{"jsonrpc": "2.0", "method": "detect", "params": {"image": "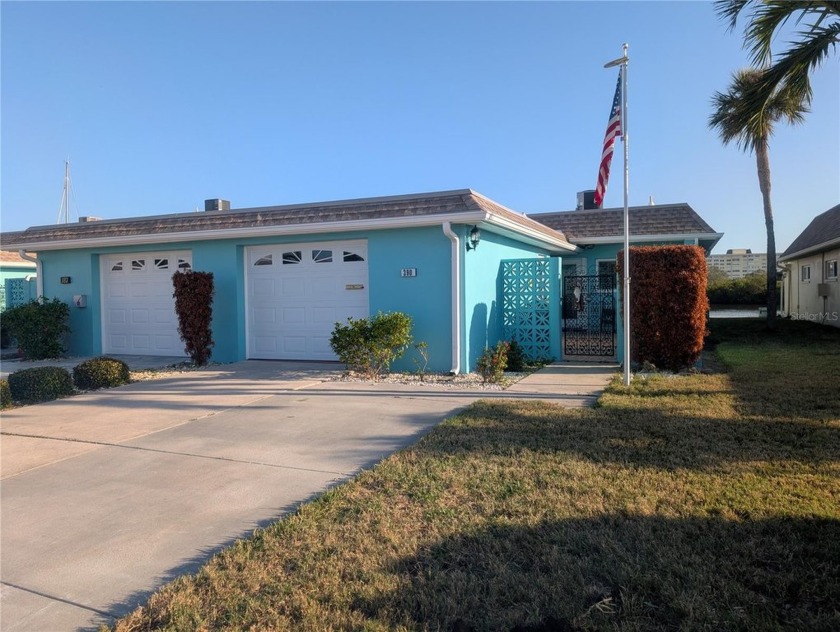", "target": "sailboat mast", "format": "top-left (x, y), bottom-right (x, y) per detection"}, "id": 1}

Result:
top-left (58, 159), bottom-right (71, 224)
